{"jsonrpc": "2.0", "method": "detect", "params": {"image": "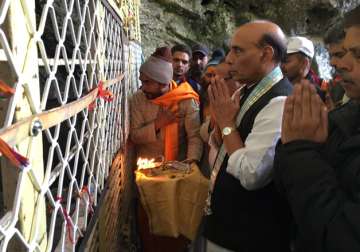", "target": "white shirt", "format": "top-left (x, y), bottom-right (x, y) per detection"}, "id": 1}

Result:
top-left (209, 96), bottom-right (286, 190)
